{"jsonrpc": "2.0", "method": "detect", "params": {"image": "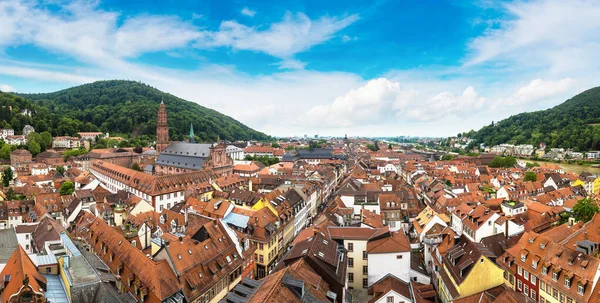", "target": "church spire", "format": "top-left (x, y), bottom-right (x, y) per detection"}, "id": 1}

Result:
top-left (189, 123), bottom-right (195, 143)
